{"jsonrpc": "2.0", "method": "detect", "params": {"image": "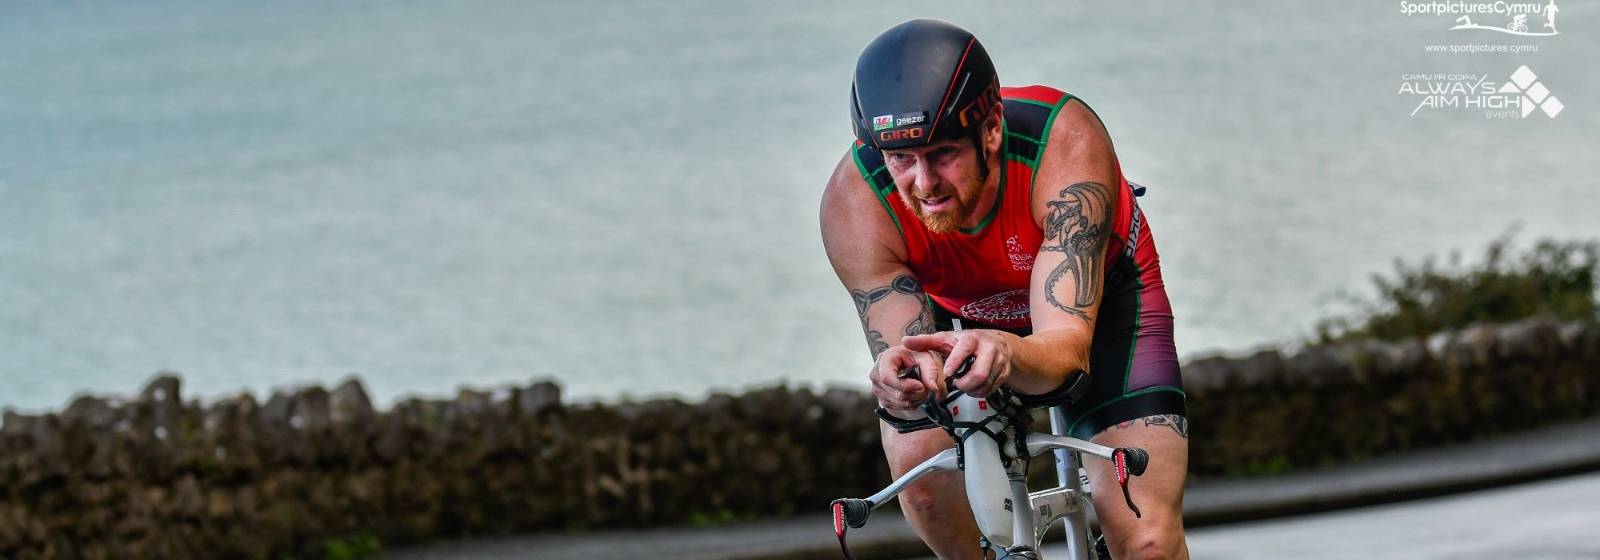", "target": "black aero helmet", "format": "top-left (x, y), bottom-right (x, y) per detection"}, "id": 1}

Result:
top-left (851, 19), bottom-right (1000, 150)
